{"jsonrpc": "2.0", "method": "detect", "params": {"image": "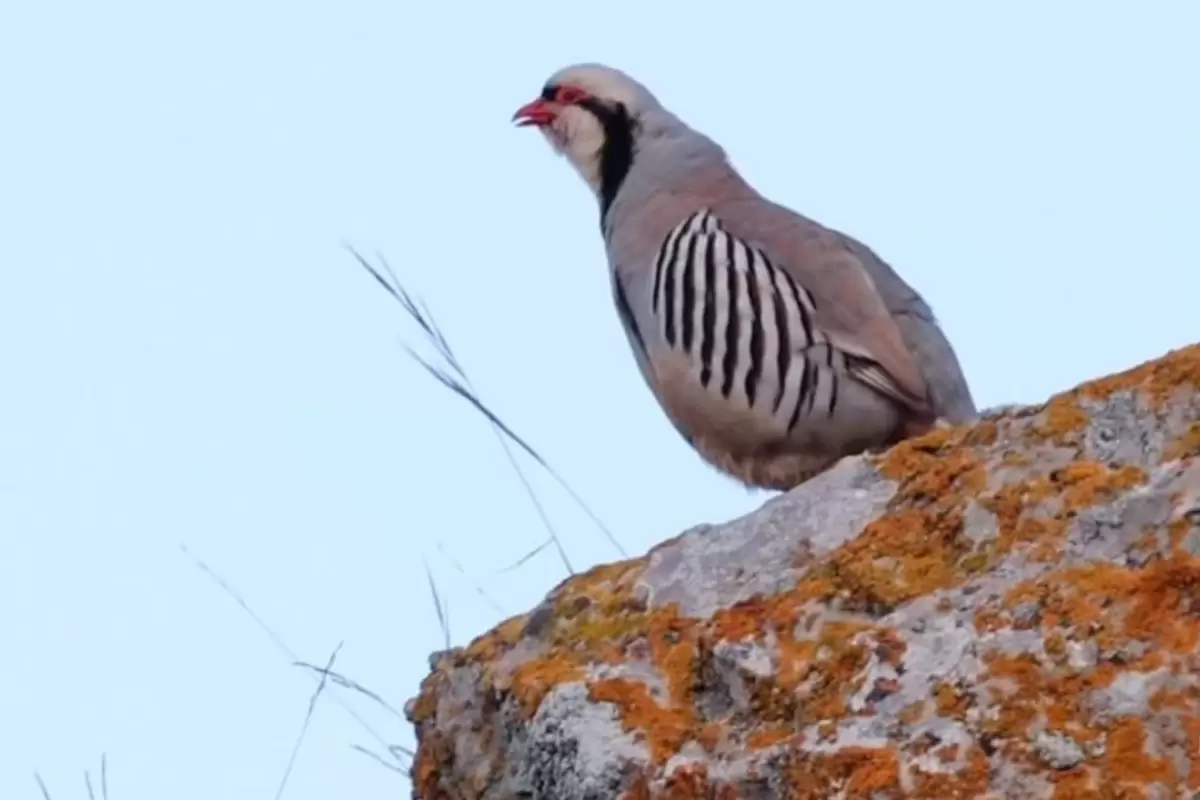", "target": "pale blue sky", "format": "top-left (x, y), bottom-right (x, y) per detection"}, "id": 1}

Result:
top-left (2, 1), bottom-right (1197, 797)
